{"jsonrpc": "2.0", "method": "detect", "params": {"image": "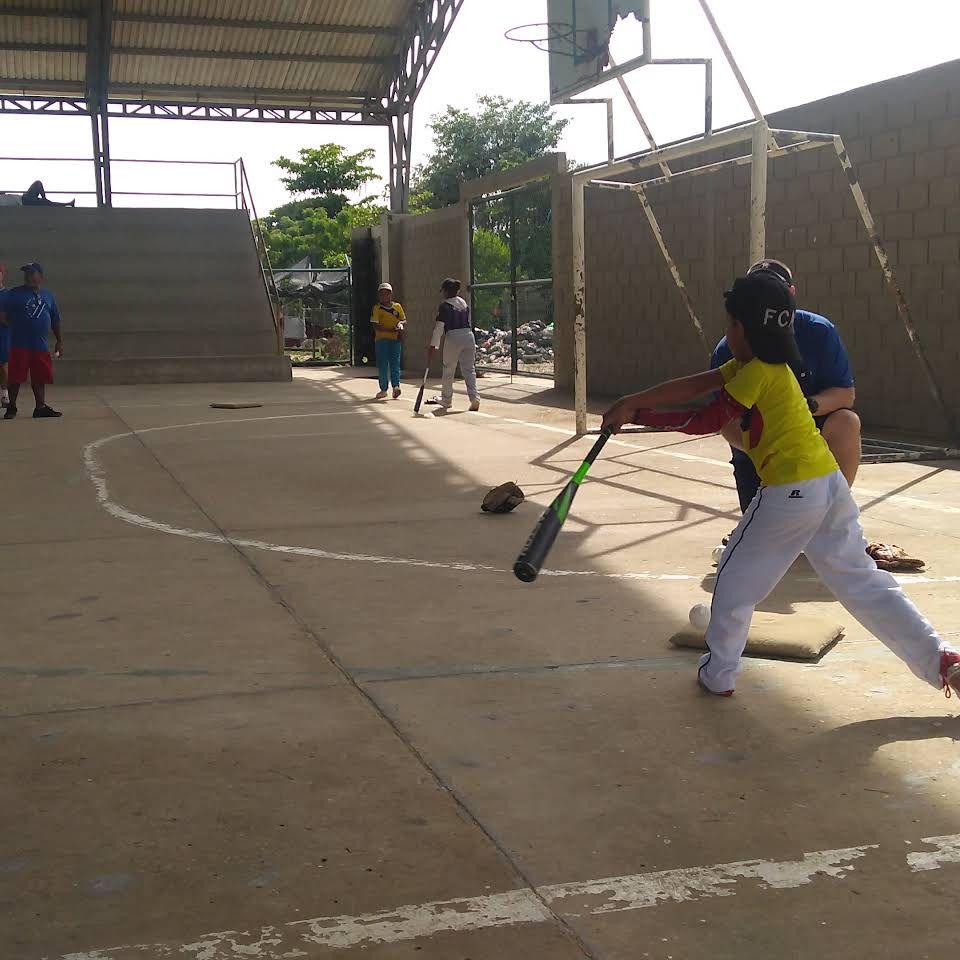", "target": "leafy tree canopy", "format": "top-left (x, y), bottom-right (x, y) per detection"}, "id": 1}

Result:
top-left (273, 144), bottom-right (379, 217)
top-left (411, 96), bottom-right (568, 211)
top-left (262, 144), bottom-right (384, 268)
top-left (261, 198), bottom-right (382, 269)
